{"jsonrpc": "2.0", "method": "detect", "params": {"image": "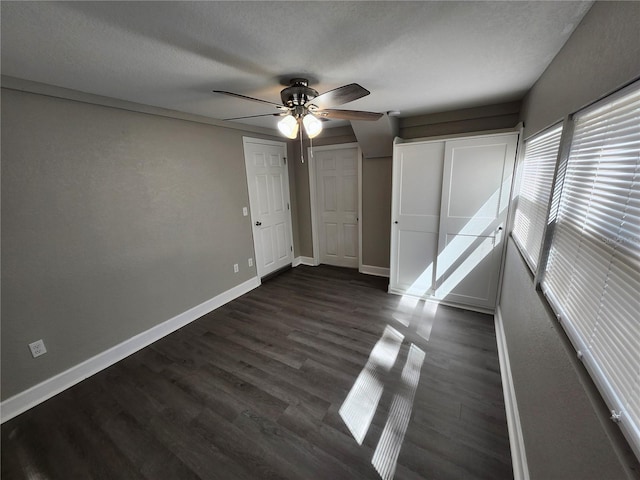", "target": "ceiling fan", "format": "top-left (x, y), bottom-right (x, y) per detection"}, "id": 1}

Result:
top-left (213, 78), bottom-right (383, 140)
